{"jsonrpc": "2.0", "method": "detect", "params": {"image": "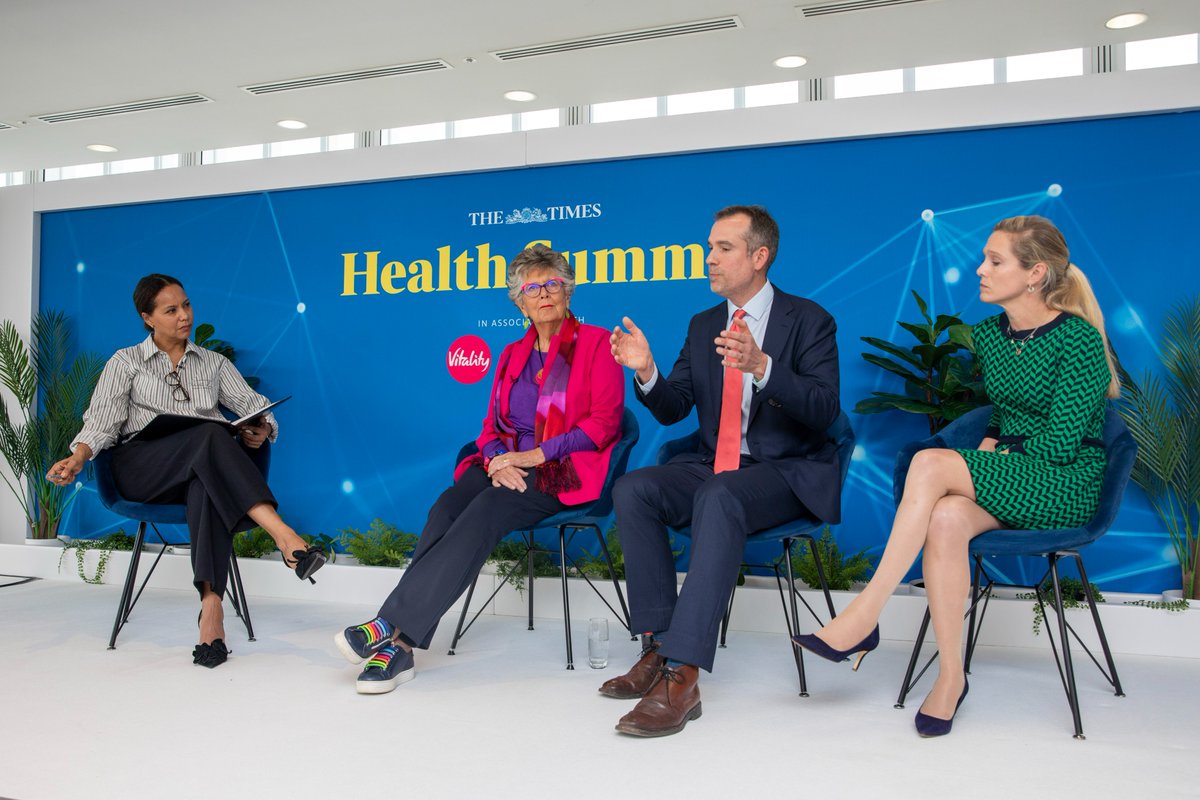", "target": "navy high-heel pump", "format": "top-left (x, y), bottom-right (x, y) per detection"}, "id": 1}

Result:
top-left (914, 678), bottom-right (969, 737)
top-left (791, 625), bottom-right (880, 671)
